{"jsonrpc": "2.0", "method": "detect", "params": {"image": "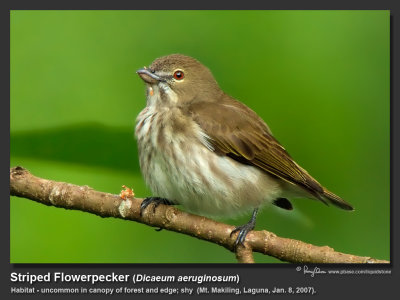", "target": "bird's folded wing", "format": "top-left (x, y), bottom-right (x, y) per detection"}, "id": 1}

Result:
top-left (186, 100), bottom-right (325, 199)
